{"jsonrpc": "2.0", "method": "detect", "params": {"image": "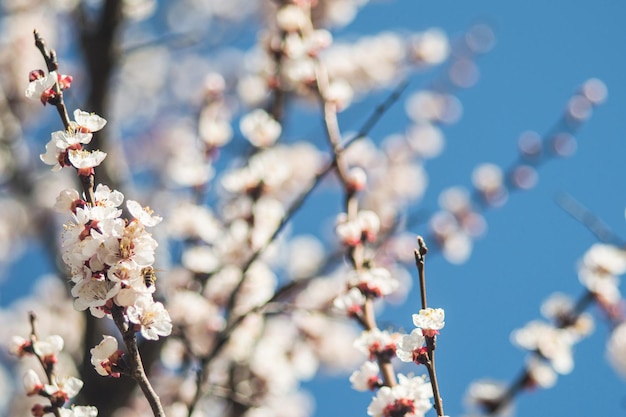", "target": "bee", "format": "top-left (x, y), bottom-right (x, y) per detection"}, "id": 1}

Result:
top-left (141, 266), bottom-right (158, 288)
